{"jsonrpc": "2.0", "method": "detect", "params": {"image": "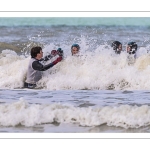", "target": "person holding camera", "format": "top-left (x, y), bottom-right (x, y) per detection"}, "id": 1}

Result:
top-left (24, 46), bottom-right (63, 88)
